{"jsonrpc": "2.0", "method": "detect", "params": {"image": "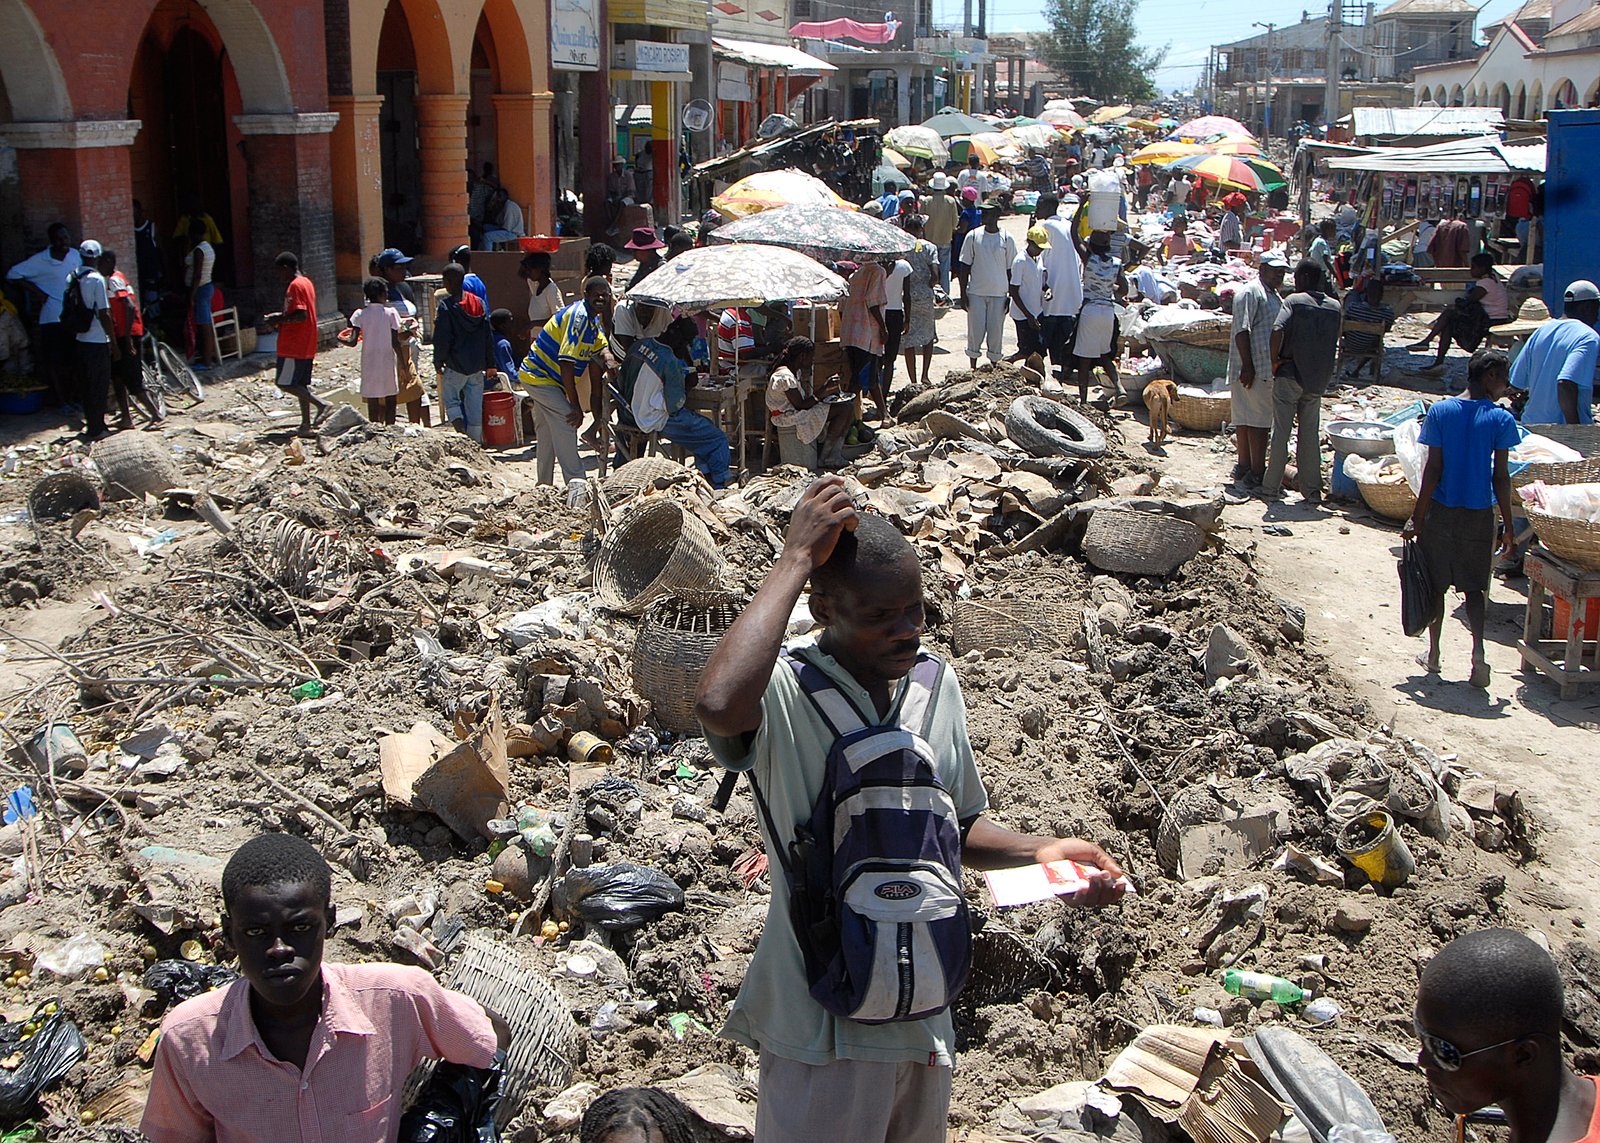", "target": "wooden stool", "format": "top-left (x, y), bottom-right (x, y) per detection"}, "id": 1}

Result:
top-left (1518, 548), bottom-right (1600, 699)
